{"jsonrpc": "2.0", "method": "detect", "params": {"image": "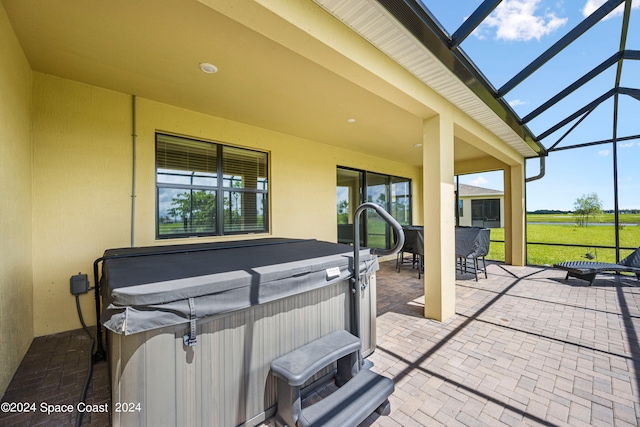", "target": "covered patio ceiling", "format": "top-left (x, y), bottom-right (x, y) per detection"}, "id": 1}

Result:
top-left (2, 0), bottom-right (545, 168)
top-left (6, 0), bottom-right (635, 172)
